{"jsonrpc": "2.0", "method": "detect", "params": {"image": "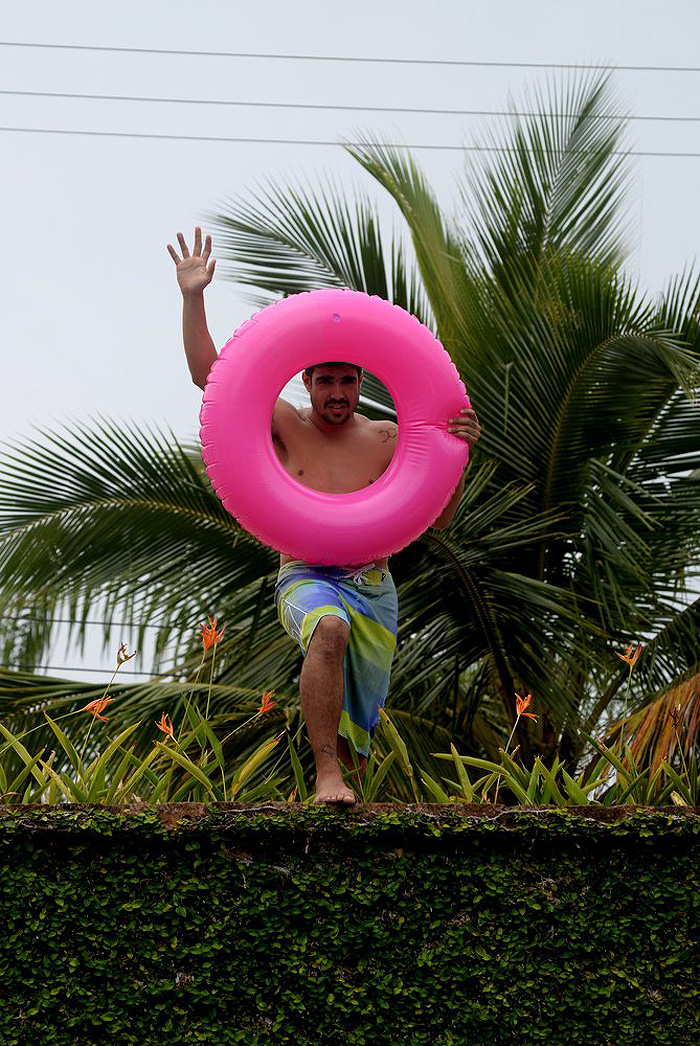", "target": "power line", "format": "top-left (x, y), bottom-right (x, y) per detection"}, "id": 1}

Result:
top-left (3, 124), bottom-right (700, 158)
top-left (8, 612), bottom-right (187, 630)
top-left (0, 663), bottom-right (163, 677)
top-left (0, 662), bottom-right (251, 681)
top-left (2, 40), bottom-right (700, 73)
top-left (3, 87), bottom-right (700, 123)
